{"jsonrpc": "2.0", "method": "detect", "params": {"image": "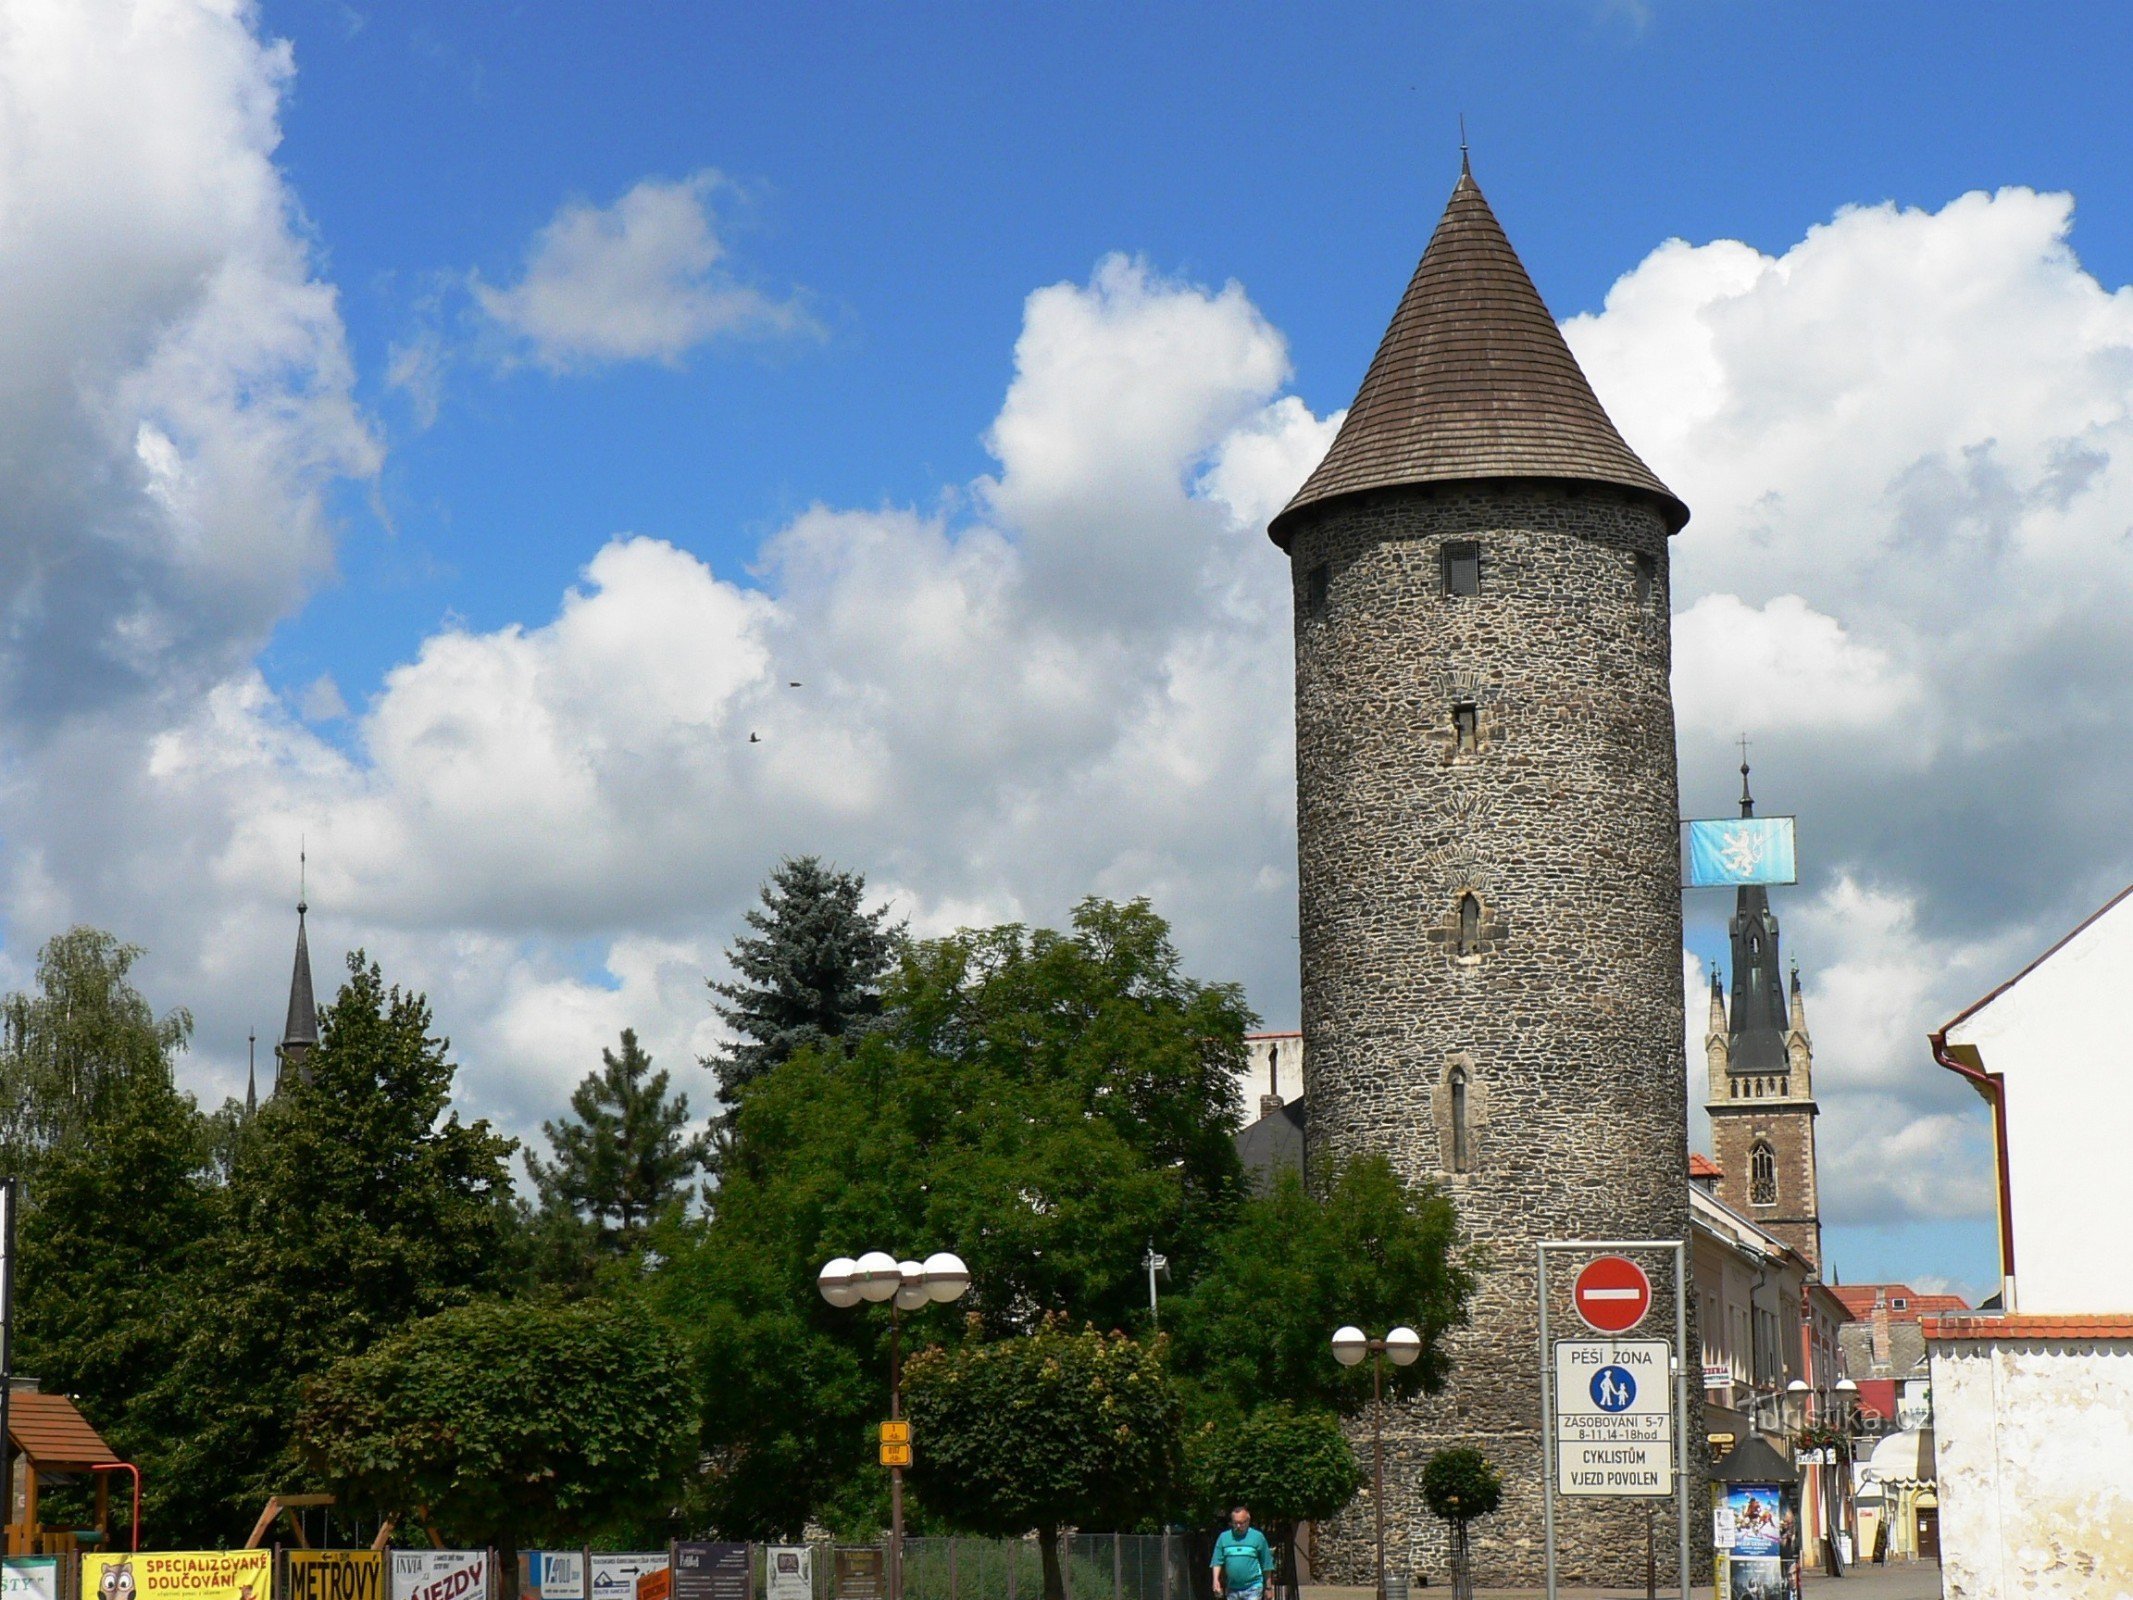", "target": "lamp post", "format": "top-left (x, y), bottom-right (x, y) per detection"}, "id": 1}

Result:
top-left (820, 1250), bottom-right (973, 1600)
top-left (1831, 1378), bottom-right (1860, 1570)
top-left (1331, 1325), bottom-right (1421, 1600)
